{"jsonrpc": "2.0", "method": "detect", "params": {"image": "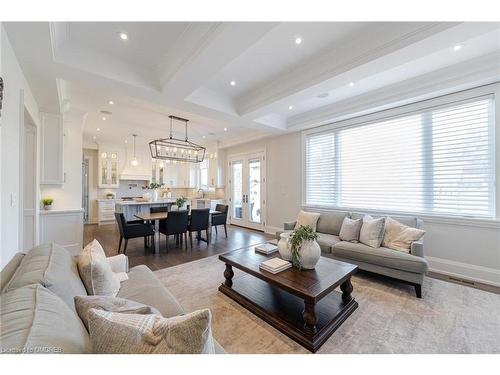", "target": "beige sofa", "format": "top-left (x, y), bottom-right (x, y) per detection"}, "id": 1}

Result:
top-left (0, 243), bottom-right (224, 354)
top-left (277, 210), bottom-right (428, 298)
